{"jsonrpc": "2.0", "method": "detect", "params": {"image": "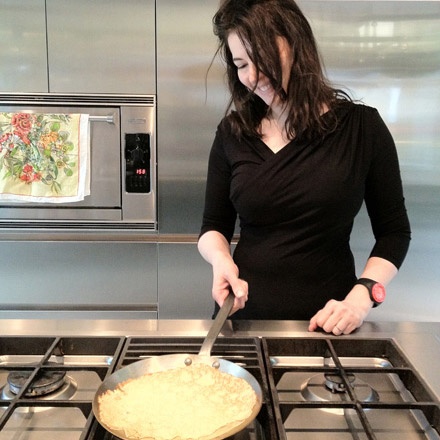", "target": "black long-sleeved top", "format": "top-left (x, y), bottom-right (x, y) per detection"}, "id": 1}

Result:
top-left (200, 101), bottom-right (411, 319)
